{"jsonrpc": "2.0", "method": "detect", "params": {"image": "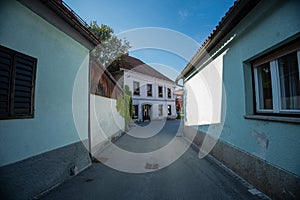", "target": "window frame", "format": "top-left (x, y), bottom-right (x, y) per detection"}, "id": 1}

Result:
top-left (167, 88), bottom-right (171, 98)
top-left (132, 105), bottom-right (138, 119)
top-left (147, 84), bottom-right (152, 97)
top-left (133, 81), bottom-right (140, 96)
top-left (158, 86), bottom-right (163, 98)
top-left (0, 45), bottom-right (37, 120)
top-left (252, 44), bottom-right (300, 117)
top-left (167, 105), bottom-right (172, 116)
